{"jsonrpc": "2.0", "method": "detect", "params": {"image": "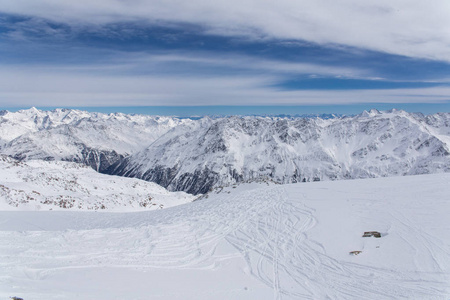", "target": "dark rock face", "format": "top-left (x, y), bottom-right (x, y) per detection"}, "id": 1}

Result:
top-left (106, 162), bottom-right (221, 195)
top-left (107, 159), bottom-right (328, 195)
top-left (170, 168), bottom-right (219, 194)
top-left (11, 144), bottom-right (125, 173)
top-left (72, 146), bottom-right (125, 173)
